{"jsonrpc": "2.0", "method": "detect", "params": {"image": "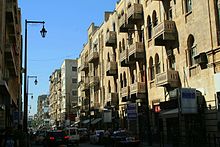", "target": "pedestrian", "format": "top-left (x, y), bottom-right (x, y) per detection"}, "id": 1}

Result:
top-left (2, 127), bottom-right (16, 147)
